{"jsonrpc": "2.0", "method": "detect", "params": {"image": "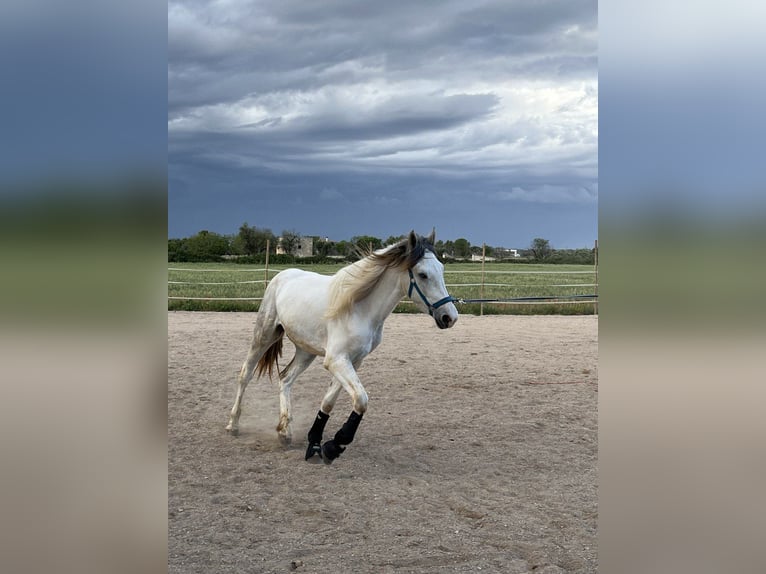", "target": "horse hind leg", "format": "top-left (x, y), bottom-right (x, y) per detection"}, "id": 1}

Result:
top-left (275, 348), bottom-right (315, 446)
top-left (304, 379), bottom-right (342, 461)
top-left (225, 314), bottom-right (281, 435)
top-left (225, 343), bottom-right (264, 436)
